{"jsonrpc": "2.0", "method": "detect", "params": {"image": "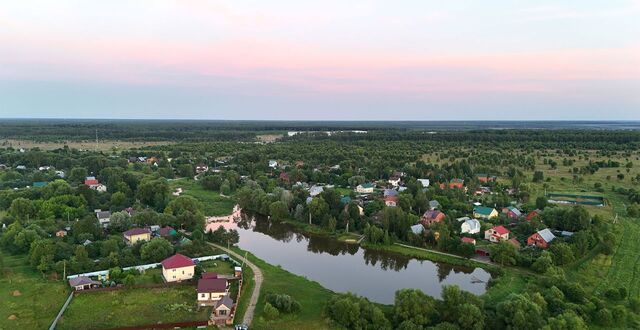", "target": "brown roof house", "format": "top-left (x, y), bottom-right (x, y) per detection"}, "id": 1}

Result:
top-left (420, 210), bottom-right (446, 226)
top-left (69, 276), bottom-right (101, 291)
top-left (123, 228), bottom-right (151, 245)
top-left (197, 272), bottom-right (229, 306)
